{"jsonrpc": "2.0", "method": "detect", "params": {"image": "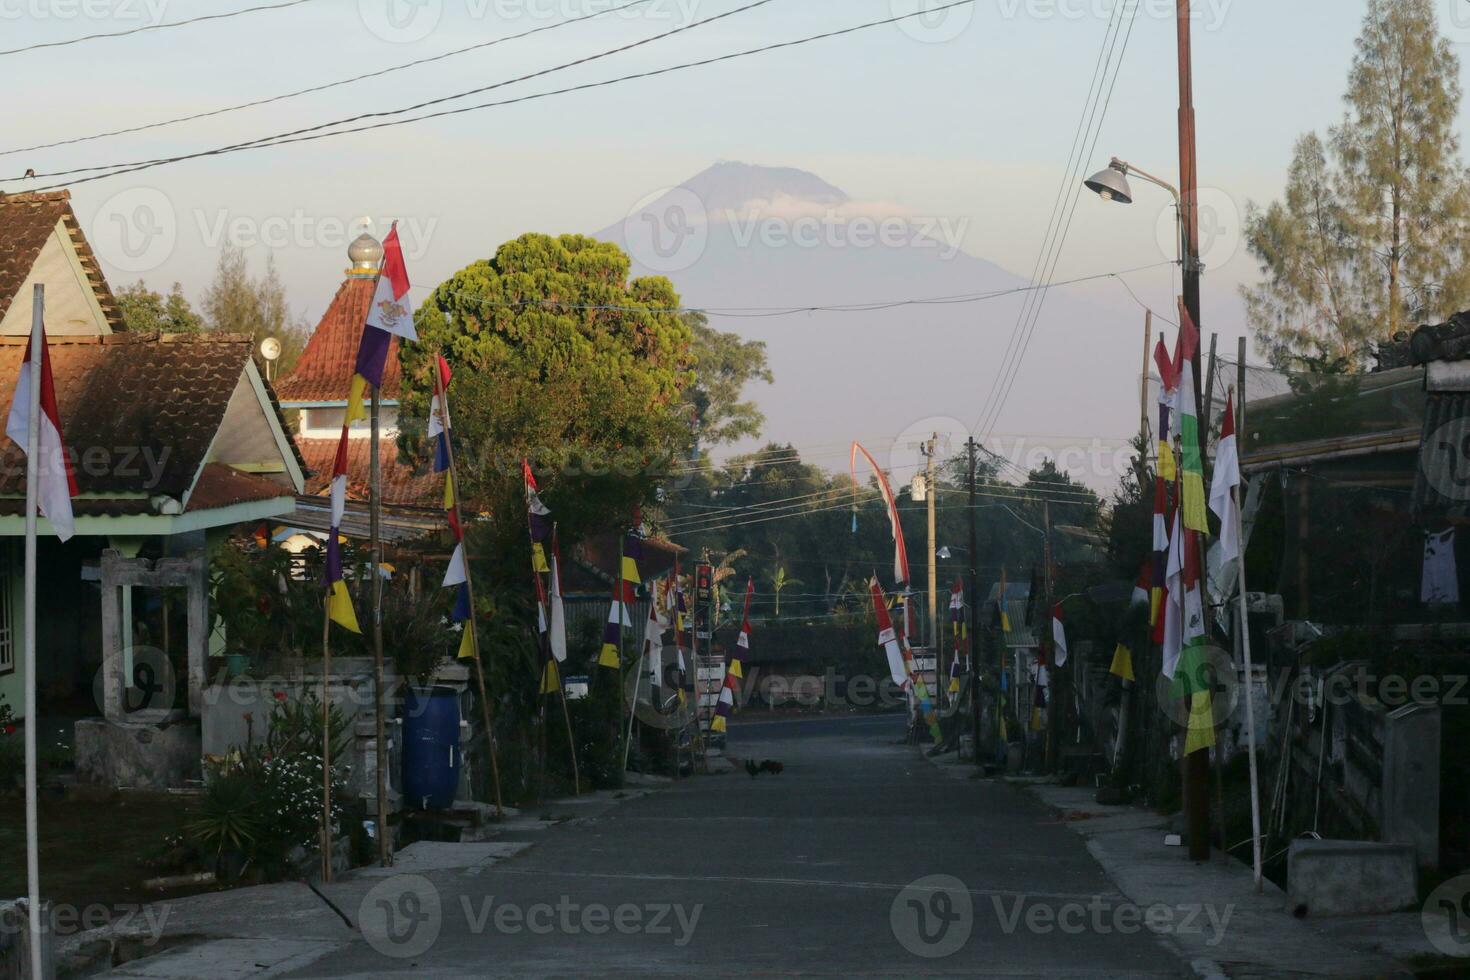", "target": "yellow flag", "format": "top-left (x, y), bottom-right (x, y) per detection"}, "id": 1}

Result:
top-left (710, 715), bottom-right (727, 733)
top-left (531, 542), bottom-right (549, 574)
top-left (345, 374), bottom-right (370, 425)
top-left (598, 642), bottom-right (621, 669)
top-left (540, 659), bottom-right (561, 695)
top-left (1109, 643), bottom-right (1135, 682)
top-left (457, 624), bottom-right (476, 660)
top-left (1183, 691), bottom-right (1217, 755)
top-left (328, 581), bottom-right (360, 634)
